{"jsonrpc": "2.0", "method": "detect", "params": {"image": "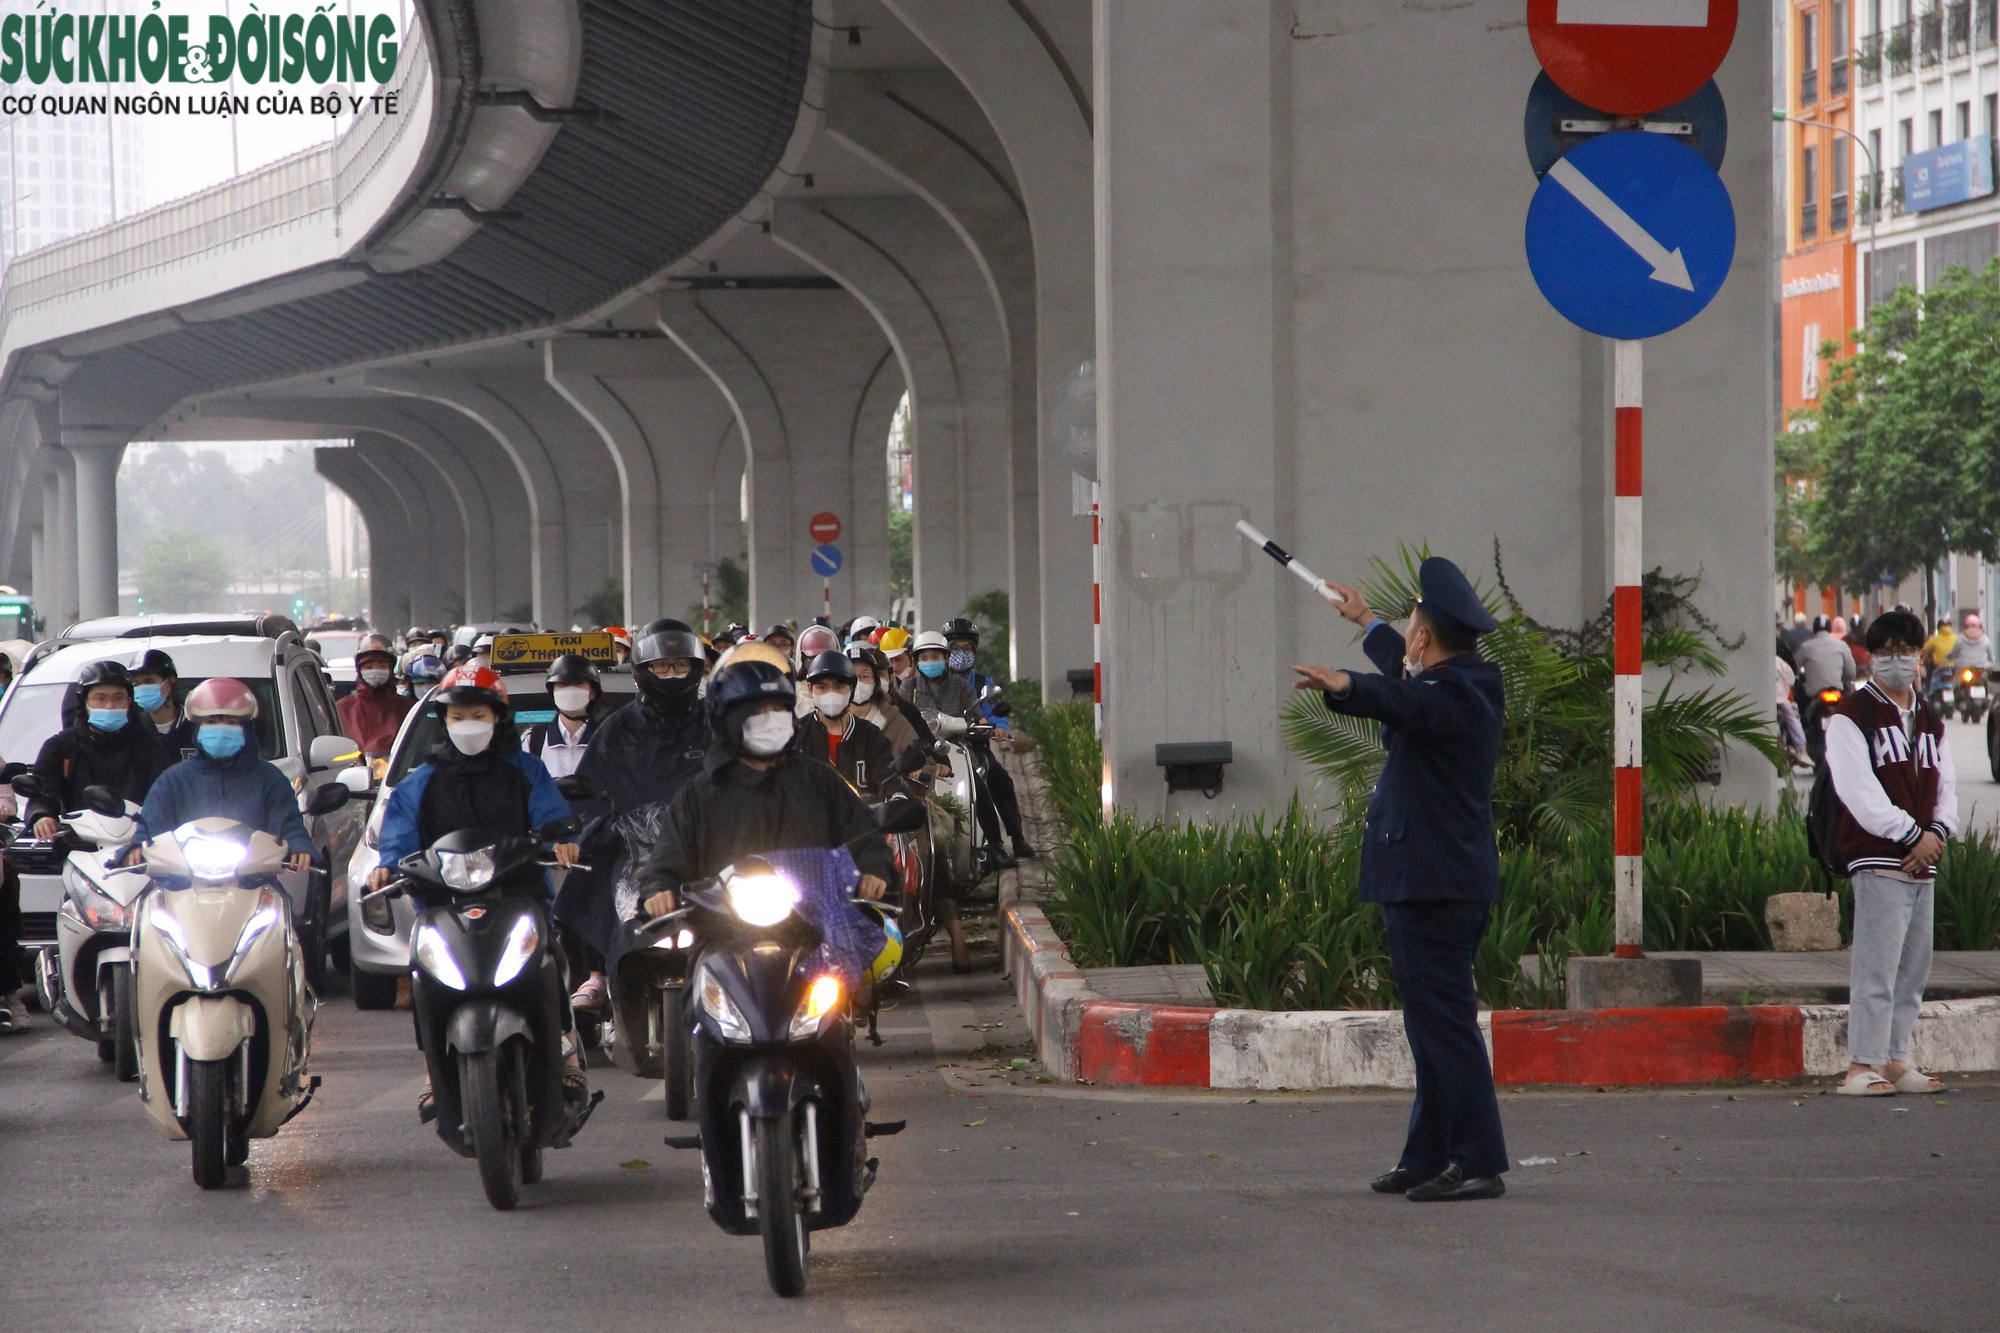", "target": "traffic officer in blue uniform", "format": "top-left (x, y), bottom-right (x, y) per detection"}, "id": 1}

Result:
top-left (1293, 555), bottom-right (1508, 1201)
